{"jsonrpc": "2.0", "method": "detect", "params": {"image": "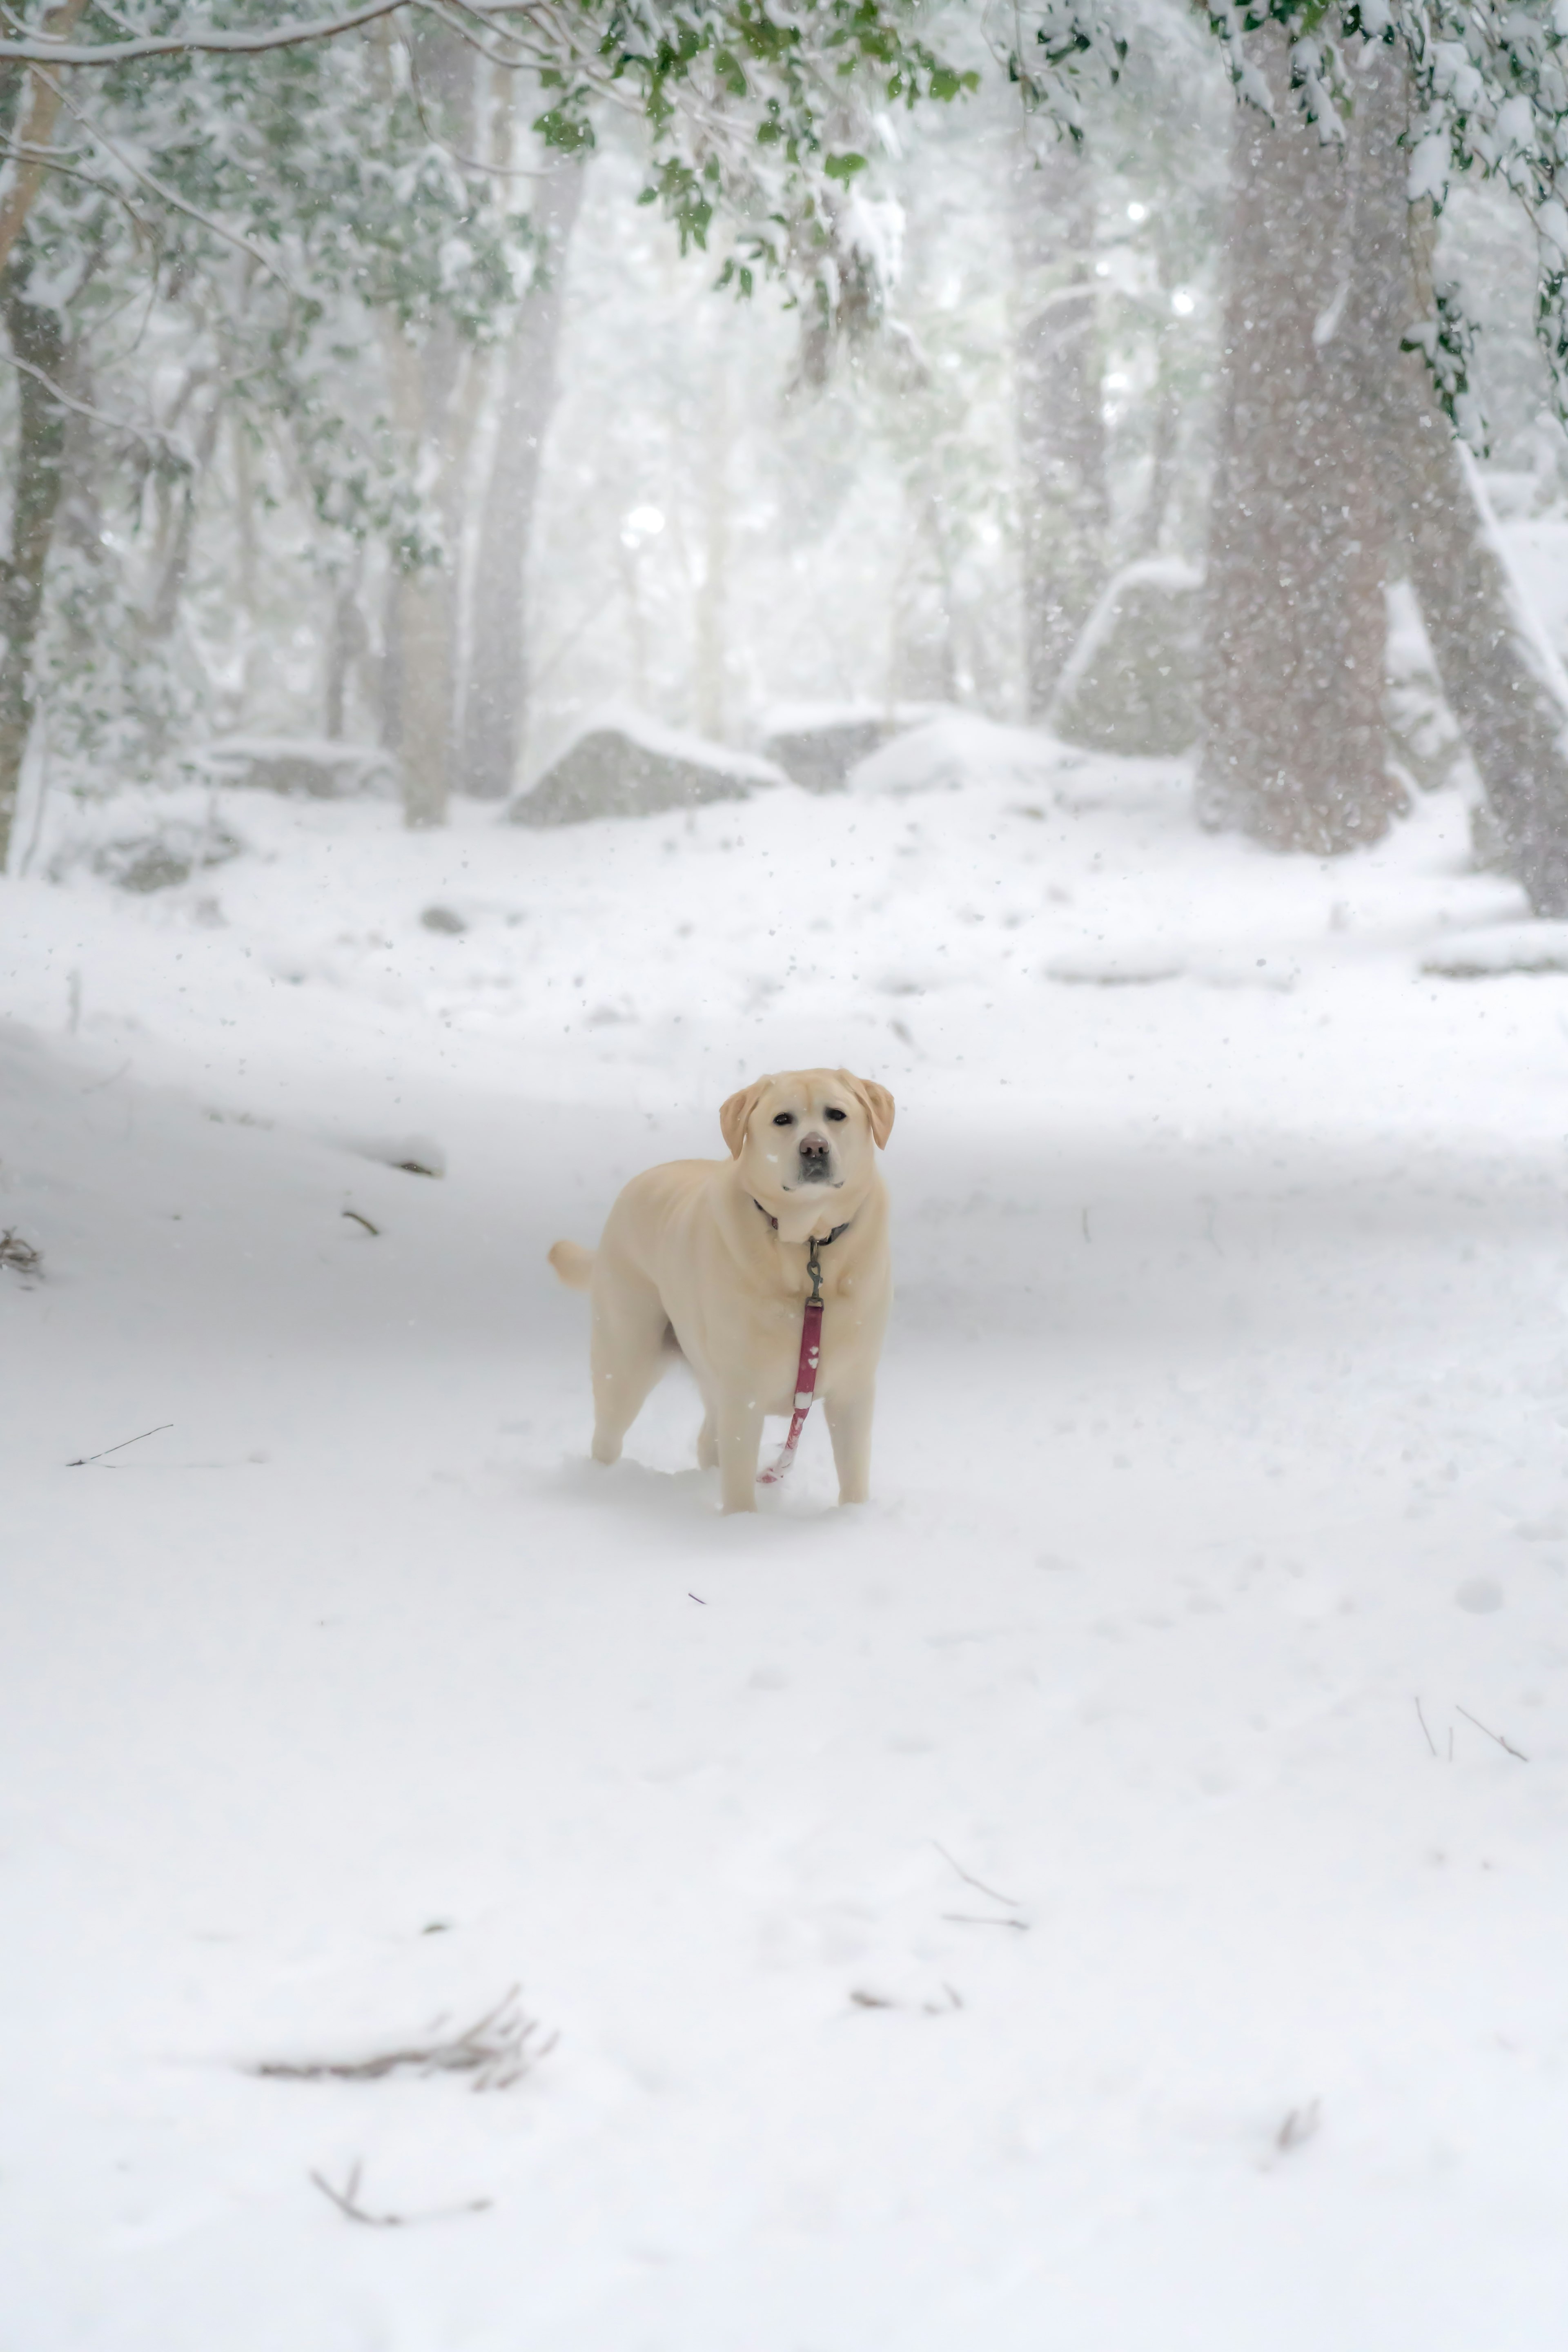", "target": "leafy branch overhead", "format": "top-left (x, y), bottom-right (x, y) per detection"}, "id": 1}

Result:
top-left (6, 1), bottom-right (1568, 428)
